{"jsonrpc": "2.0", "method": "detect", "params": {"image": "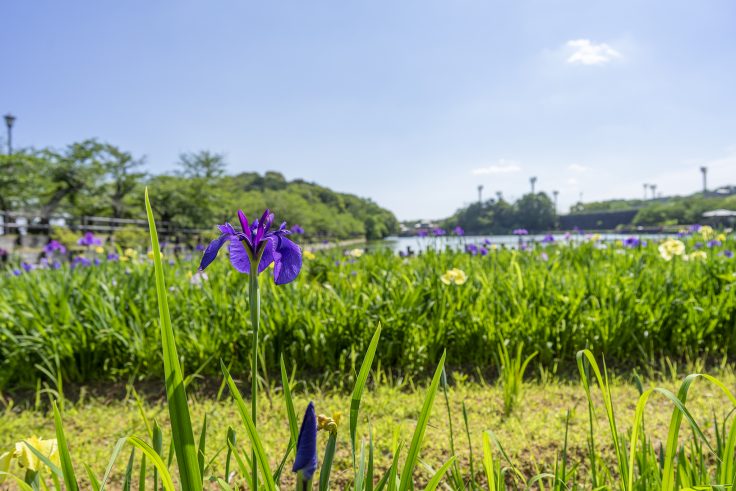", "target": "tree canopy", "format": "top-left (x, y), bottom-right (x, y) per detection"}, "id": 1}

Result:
top-left (0, 141), bottom-right (399, 240)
